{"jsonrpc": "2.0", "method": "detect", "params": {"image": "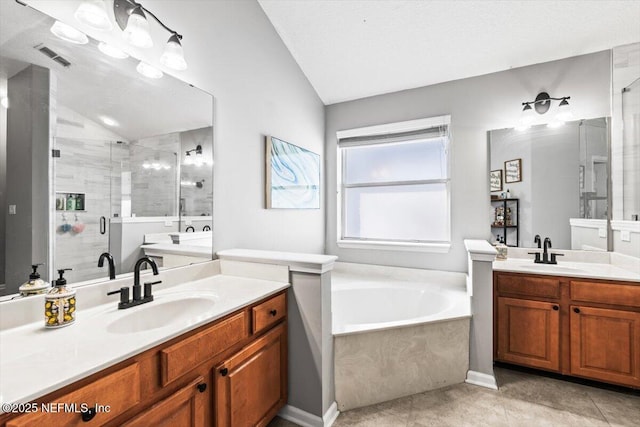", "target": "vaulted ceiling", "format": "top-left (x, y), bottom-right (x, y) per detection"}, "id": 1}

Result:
top-left (258, 0), bottom-right (640, 105)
